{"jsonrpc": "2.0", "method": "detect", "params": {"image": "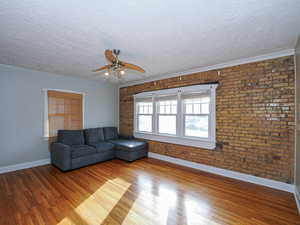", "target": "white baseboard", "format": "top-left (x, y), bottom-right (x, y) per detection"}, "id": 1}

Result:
top-left (294, 187), bottom-right (300, 214)
top-left (148, 152), bottom-right (294, 193)
top-left (0, 158), bottom-right (50, 174)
